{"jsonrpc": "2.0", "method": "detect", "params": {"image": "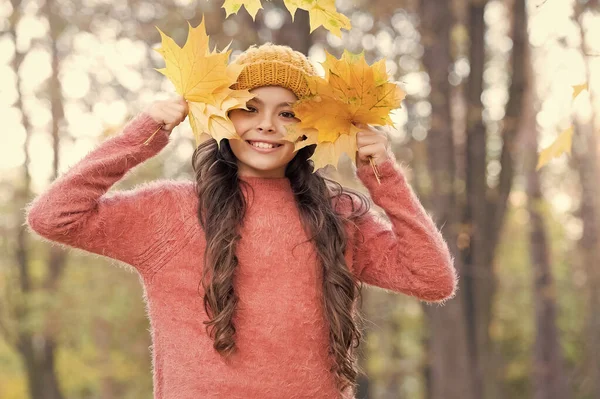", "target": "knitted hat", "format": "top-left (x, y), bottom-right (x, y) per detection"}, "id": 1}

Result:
top-left (231, 43), bottom-right (317, 99)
